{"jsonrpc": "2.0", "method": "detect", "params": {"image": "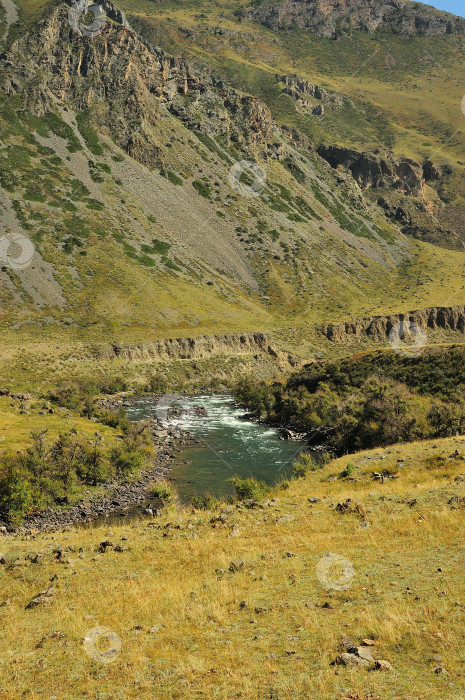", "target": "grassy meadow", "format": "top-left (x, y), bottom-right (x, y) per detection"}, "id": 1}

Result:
top-left (1, 436), bottom-right (465, 698)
